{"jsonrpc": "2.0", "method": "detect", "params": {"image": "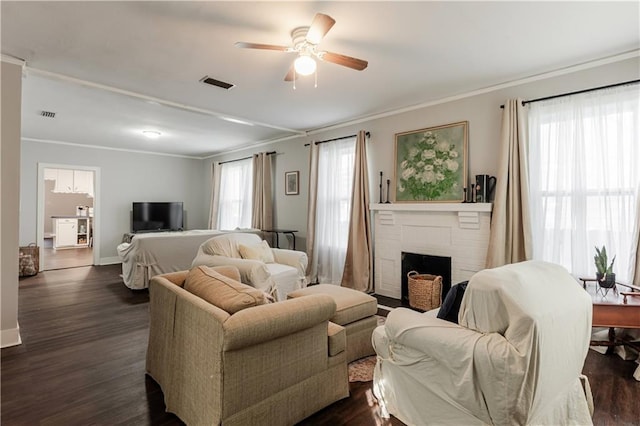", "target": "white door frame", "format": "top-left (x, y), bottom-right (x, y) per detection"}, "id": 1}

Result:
top-left (37, 163), bottom-right (101, 271)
